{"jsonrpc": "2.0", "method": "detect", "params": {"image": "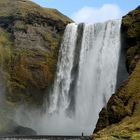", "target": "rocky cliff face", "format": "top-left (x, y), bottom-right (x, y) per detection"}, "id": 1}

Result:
top-left (93, 6), bottom-right (140, 140)
top-left (0, 0), bottom-right (72, 106)
top-left (0, 0), bottom-right (72, 134)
